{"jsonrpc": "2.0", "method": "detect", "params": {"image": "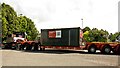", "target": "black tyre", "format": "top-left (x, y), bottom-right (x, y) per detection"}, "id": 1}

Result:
top-left (11, 47), bottom-right (16, 50)
top-left (40, 47), bottom-right (42, 51)
top-left (88, 45), bottom-right (96, 54)
top-left (16, 43), bottom-right (21, 50)
top-left (113, 45), bottom-right (120, 55)
top-left (101, 45), bottom-right (111, 54)
top-left (24, 43), bottom-right (32, 50)
top-left (21, 44), bottom-right (25, 50)
top-left (40, 47), bottom-right (45, 51)
top-left (26, 45), bottom-right (32, 50)
top-left (11, 43), bottom-right (17, 50)
top-left (33, 43), bottom-right (39, 51)
top-left (42, 48), bottom-right (45, 51)
top-left (1, 44), bottom-right (5, 49)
